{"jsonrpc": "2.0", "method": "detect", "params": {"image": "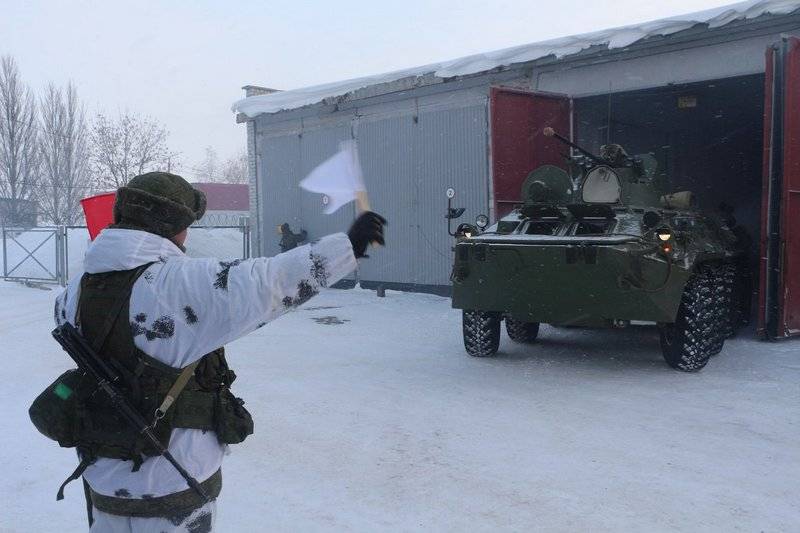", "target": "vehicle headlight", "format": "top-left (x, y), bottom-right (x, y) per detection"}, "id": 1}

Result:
top-left (456, 223), bottom-right (477, 239)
